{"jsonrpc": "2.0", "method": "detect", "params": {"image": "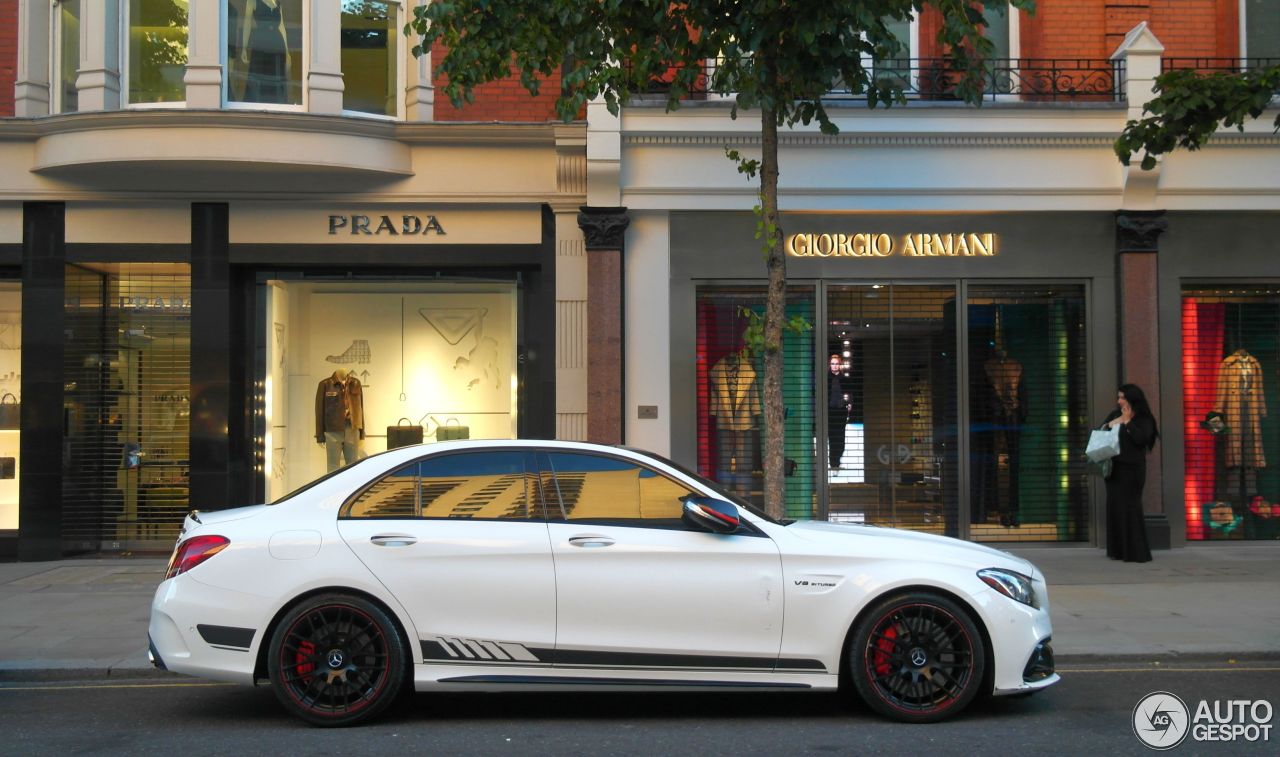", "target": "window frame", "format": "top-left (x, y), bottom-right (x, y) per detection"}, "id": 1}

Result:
top-left (222, 0), bottom-right (309, 111)
top-left (51, 0), bottom-right (82, 114)
top-left (122, 0), bottom-right (192, 109)
top-left (338, 0), bottom-right (405, 120)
